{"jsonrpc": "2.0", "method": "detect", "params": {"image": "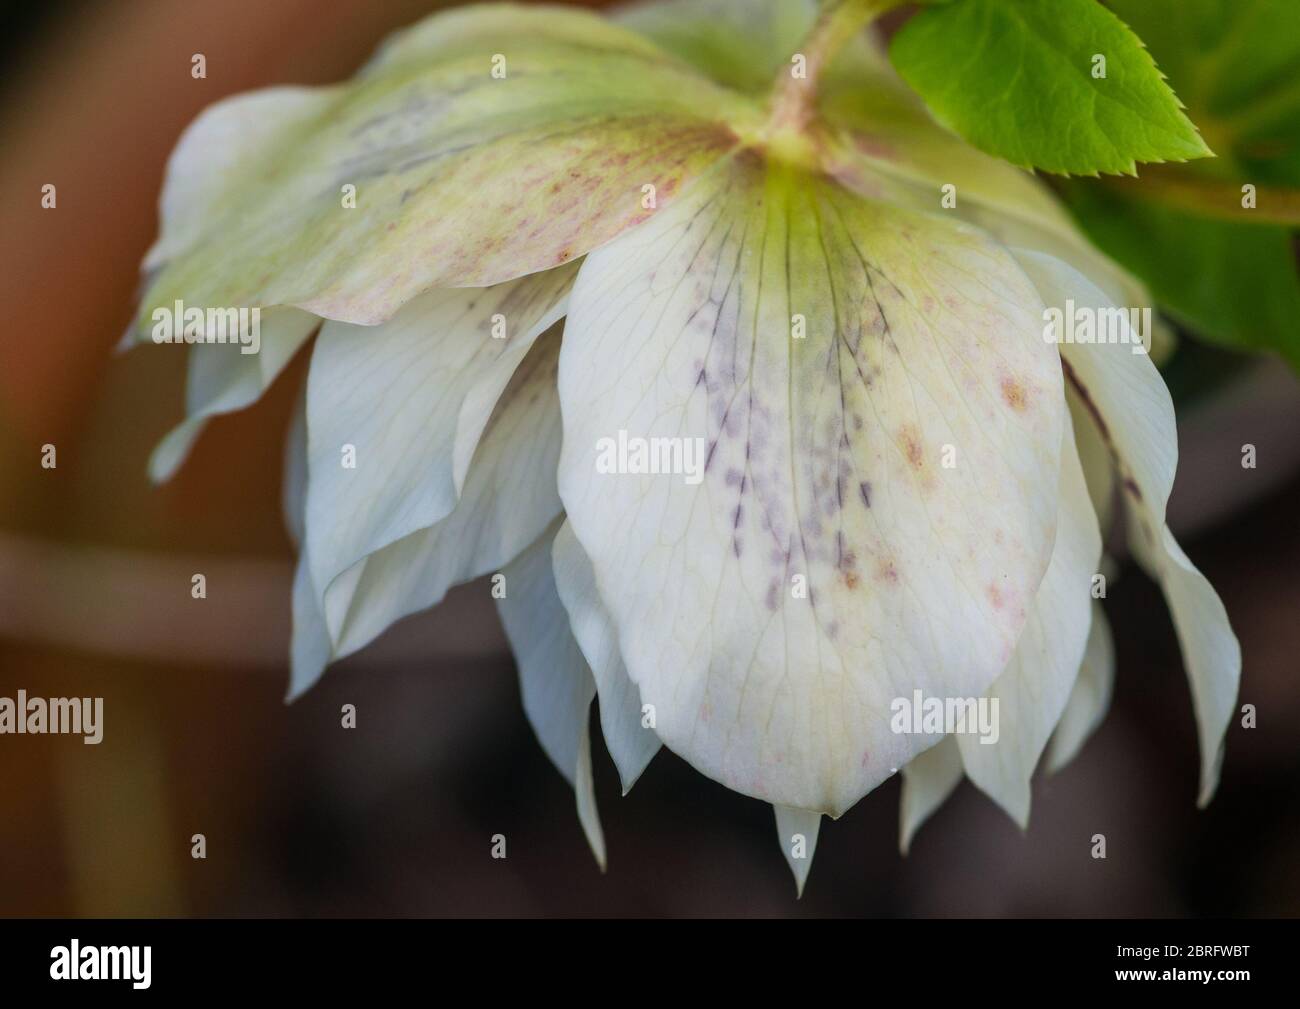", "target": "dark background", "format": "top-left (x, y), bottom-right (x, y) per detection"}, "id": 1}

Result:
top-left (1, 0), bottom-right (1297, 917)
